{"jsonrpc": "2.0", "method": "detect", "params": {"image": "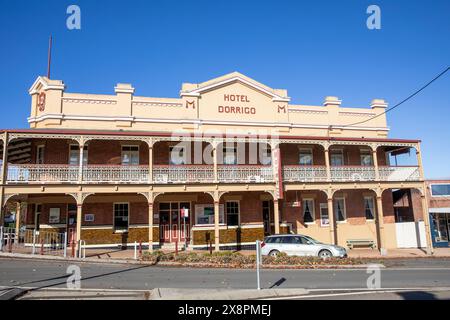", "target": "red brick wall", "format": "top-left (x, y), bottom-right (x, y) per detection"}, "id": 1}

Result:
top-left (82, 201), bottom-right (148, 226)
top-left (281, 189), bottom-right (396, 228)
top-left (26, 203), bottom-right (68, 225)
top-left (280, 144), bottom-right (325, 165)
top-left (282, 190), bottom-right (326, 228)
top-left (30, 140), bottom-right (149, 165)
top-left (31, 139), bottom-right (71, 164)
